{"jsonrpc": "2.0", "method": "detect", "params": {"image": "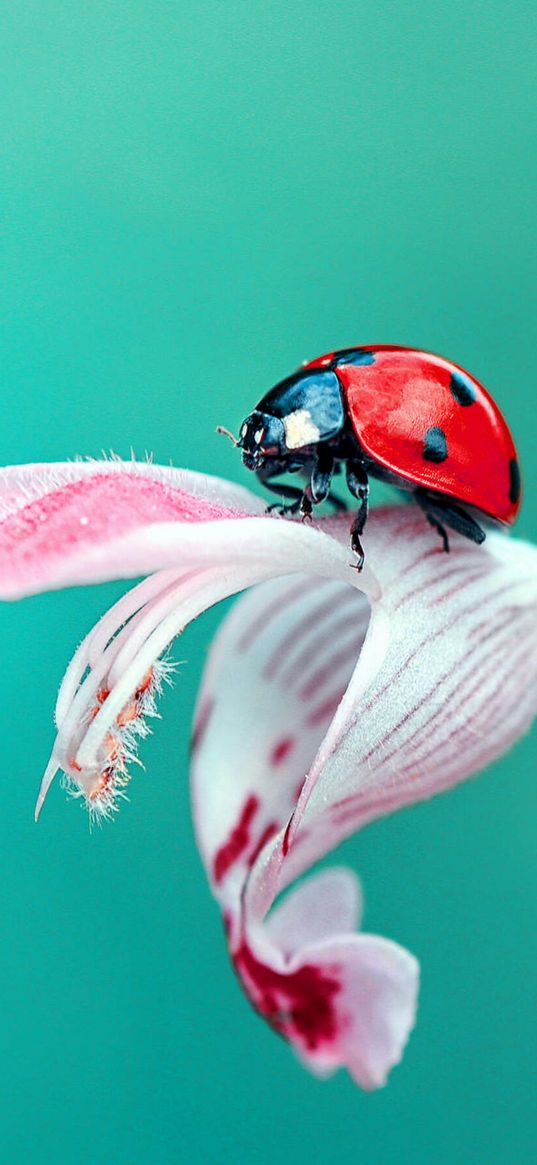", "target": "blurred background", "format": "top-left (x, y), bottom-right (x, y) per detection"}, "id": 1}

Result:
top-left (1, 2), bottom-right (536, 1162)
